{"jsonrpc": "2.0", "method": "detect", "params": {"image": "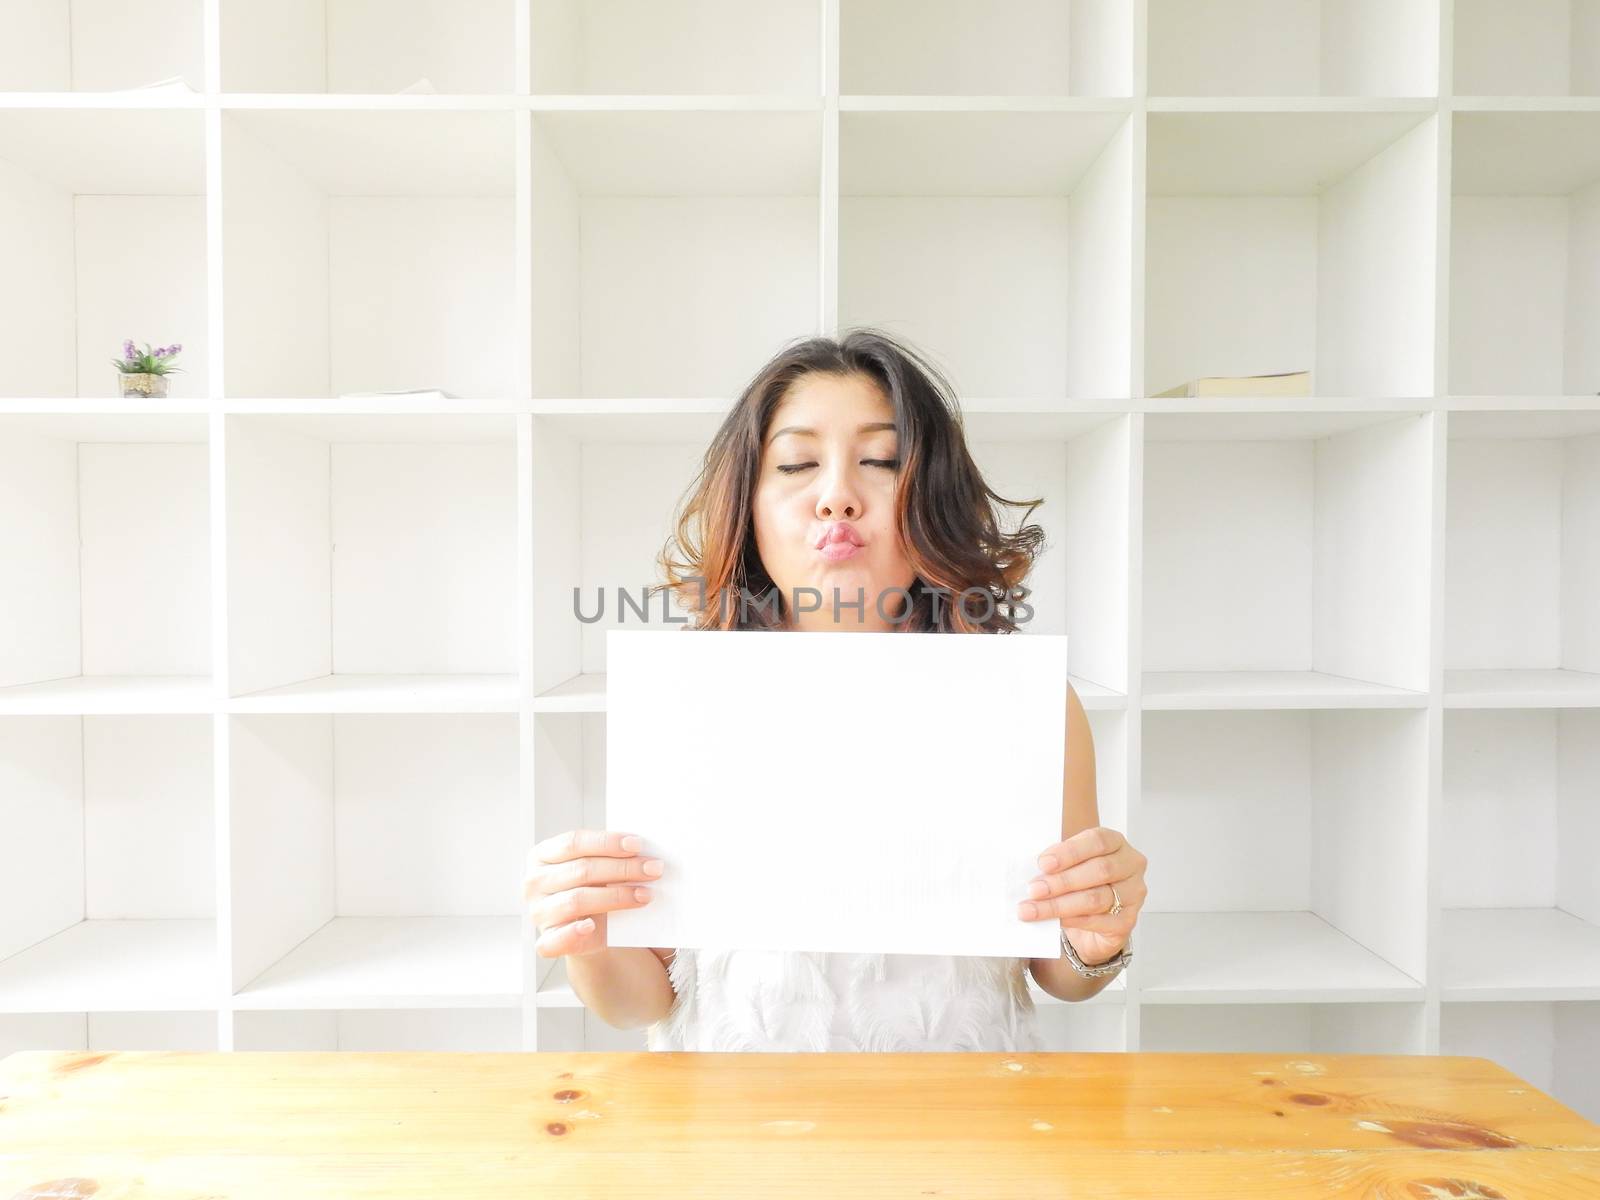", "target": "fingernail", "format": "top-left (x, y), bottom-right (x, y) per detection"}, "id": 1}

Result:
top-left (621, 835), bottom-right (642, 853)
top-left (1018, 901), bottom-right (1037, 919)
top-left (642, 859), bottom-right (663, 876)
top-left (1028, 879), bottom-right (1049, 899)
top-left (1038, 855), bottom-right (1058, 872)
top-left (634, 887), bottom-right (651, 902)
